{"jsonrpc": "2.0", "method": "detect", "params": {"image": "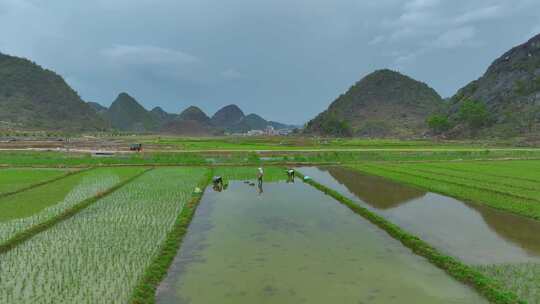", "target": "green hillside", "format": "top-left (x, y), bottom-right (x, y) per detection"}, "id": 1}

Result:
top-left (0, 53), bottom-right (106, 131)
top-left (307, 69), bottom-right (443, 137)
